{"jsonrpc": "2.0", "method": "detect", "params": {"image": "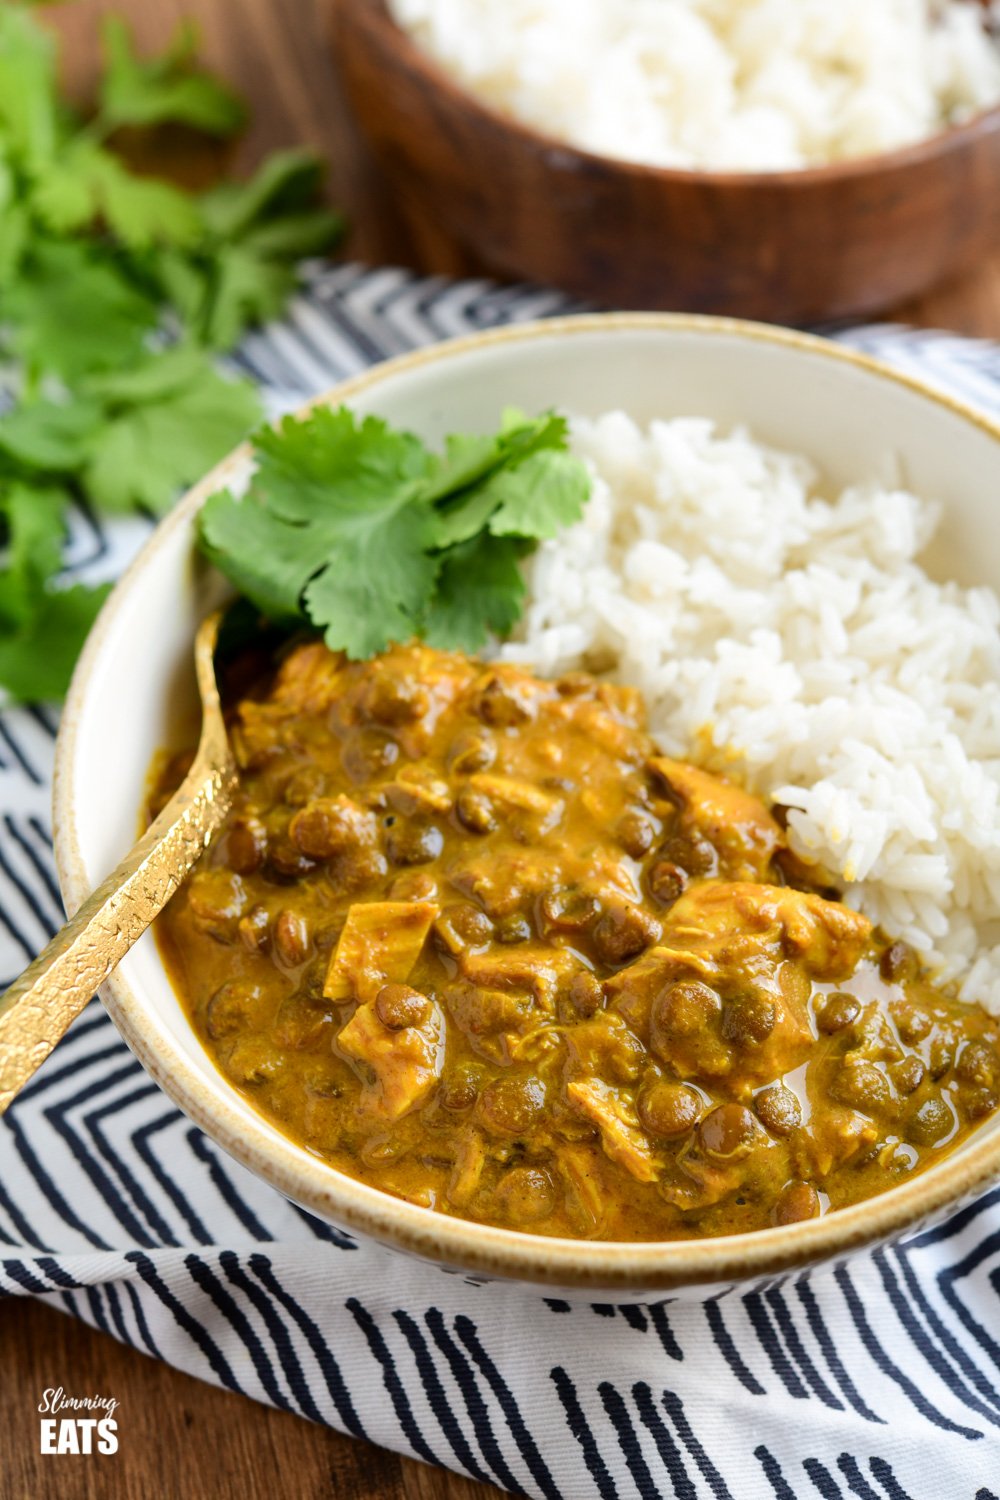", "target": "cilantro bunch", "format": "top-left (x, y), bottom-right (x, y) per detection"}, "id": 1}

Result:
top-left (198, 405), bottom-right (592, 658)
top-left (0, 3), bottom-right (343, 701)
